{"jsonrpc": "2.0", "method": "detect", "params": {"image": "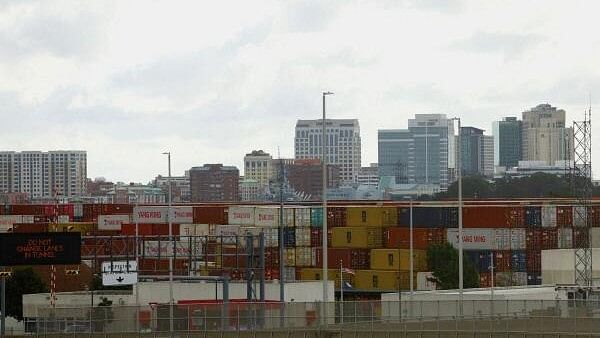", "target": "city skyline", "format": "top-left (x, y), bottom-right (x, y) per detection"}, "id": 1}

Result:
top-left (0, 1), bottom-right (599, 182)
